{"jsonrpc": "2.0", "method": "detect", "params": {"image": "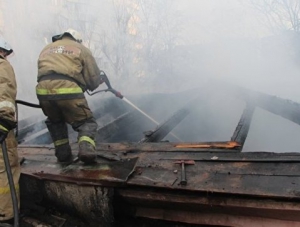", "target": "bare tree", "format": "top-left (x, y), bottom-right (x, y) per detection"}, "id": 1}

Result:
top-left (250, 0), bottom-right (300, 33)
top-left (137, 0), bottom-right (181, 72)
top-left (248, 0), bottom-right (300, 62)
top-left (31, 0), bottom-right (182, 89)
top-left (96, 0), bottom-right (182, 84)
